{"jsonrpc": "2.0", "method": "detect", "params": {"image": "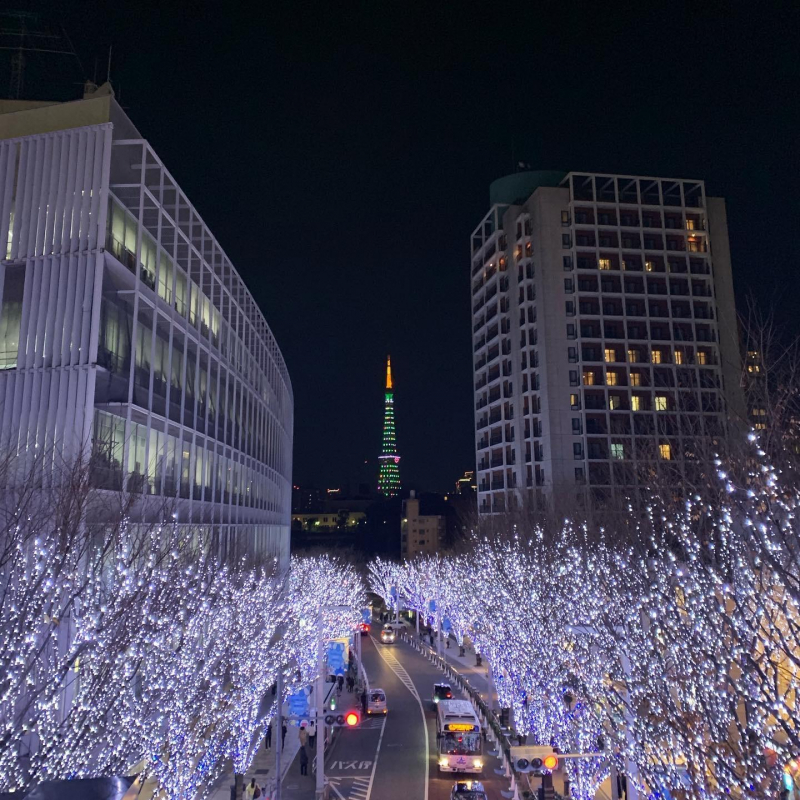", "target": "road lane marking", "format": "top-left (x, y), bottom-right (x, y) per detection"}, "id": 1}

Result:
top-left (364, 715), bottom-right (387, 800)
top-left (370, 637), bottom-right (429, 800)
